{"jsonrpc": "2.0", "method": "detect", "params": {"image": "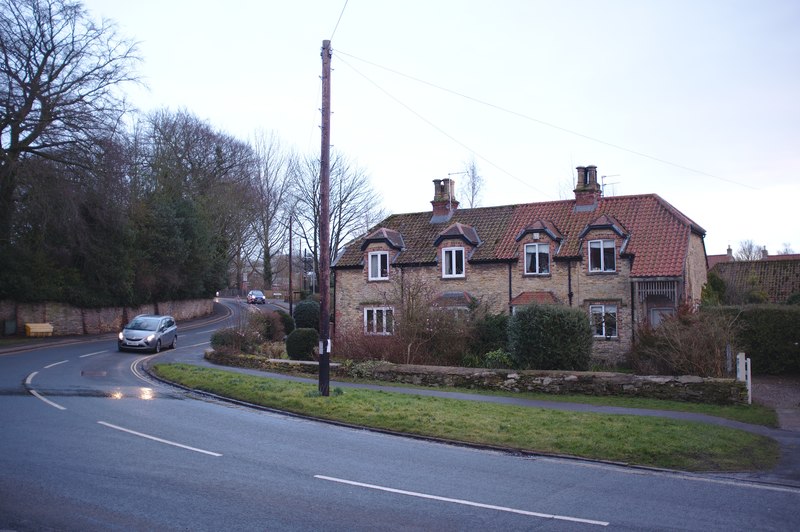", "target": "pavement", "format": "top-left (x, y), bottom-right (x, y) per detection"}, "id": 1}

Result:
top-left (4, 300), bottom-right (800, 489)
